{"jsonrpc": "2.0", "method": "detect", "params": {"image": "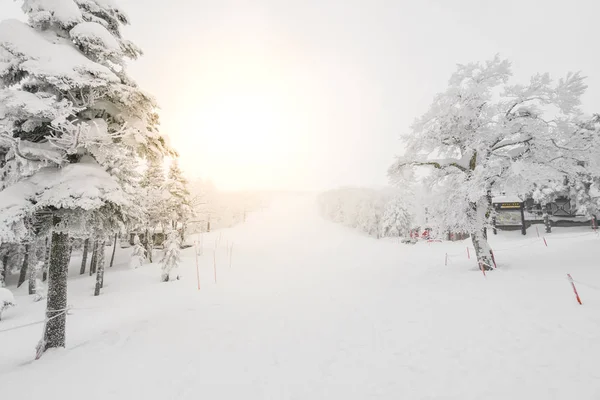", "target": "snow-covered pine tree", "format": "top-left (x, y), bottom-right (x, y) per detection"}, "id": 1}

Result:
top-left (160, 229), bottom-right (180, 282)
top-left (380, 196), bottom-right (412, 238)
top-left (389, 56), bottom-right (587, 270)
top-left (166, 158), bottom-right (193, 241)
top-left (0, 0), bottom-right (172, 352)
top-left (130, 234), bottom-right (145, 268)
top-left (140, 157), bottom-right (169, 262)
